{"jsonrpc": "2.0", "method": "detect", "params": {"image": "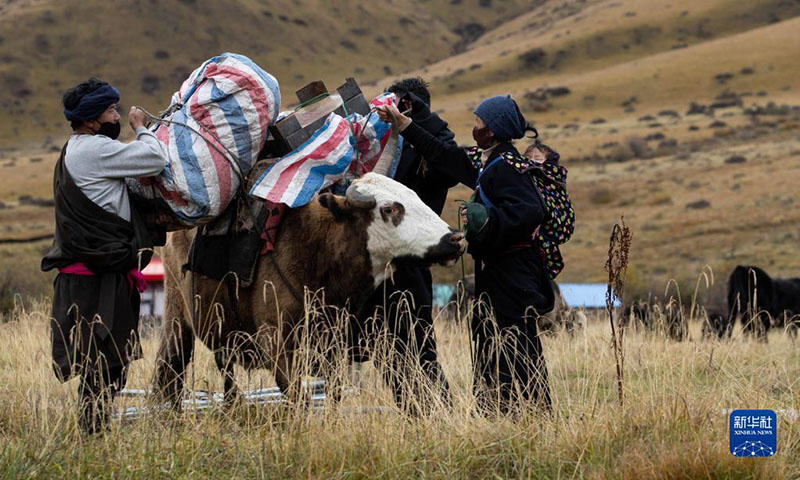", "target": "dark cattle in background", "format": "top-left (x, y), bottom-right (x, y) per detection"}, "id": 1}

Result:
top-left (624, 298), bottom-right (687, 341)
top-left (702, 312), bottom-right (733, 340)
top-left (445, 274), bottom-right (476, 318)
top-left (727, 265), bottom-right (800, 342)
